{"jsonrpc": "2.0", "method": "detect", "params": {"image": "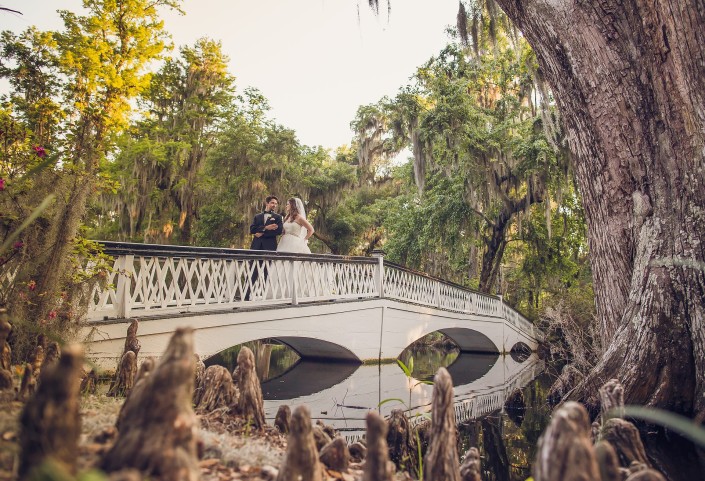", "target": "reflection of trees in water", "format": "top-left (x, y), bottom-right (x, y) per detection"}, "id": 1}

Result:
top-left (457, 372), bottom-right (553, 481)
top-left (483, 415), bottom-right (511, 481)
top-left (399, 335), bottom-right (459, 380)
top-left (205, 340), bottom-right (299, 381)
